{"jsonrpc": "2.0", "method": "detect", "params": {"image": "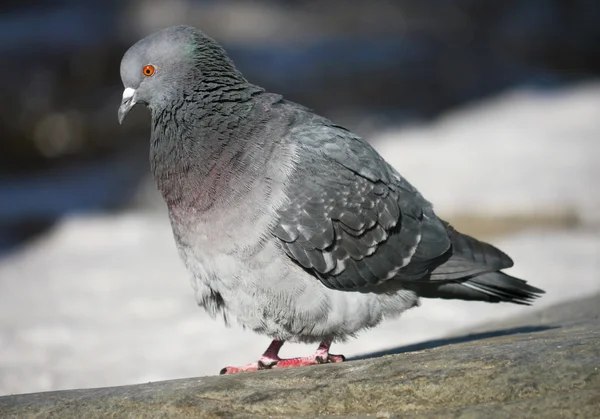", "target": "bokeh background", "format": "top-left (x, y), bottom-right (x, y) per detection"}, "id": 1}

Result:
top-left (1, 0), bottom-right (599, 395)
